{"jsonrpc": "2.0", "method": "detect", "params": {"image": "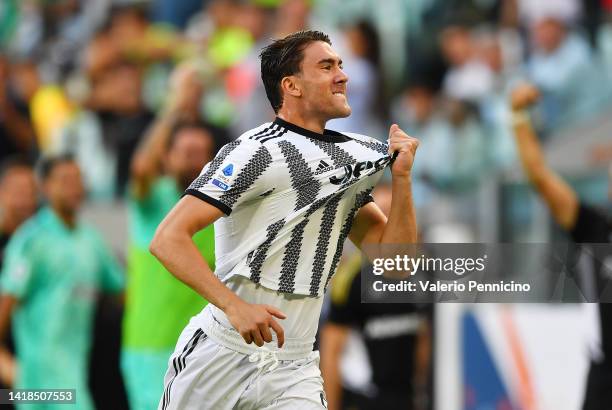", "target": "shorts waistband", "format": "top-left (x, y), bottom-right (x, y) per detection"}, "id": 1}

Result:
top-left (199, 306), bottom-right (314, 361)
